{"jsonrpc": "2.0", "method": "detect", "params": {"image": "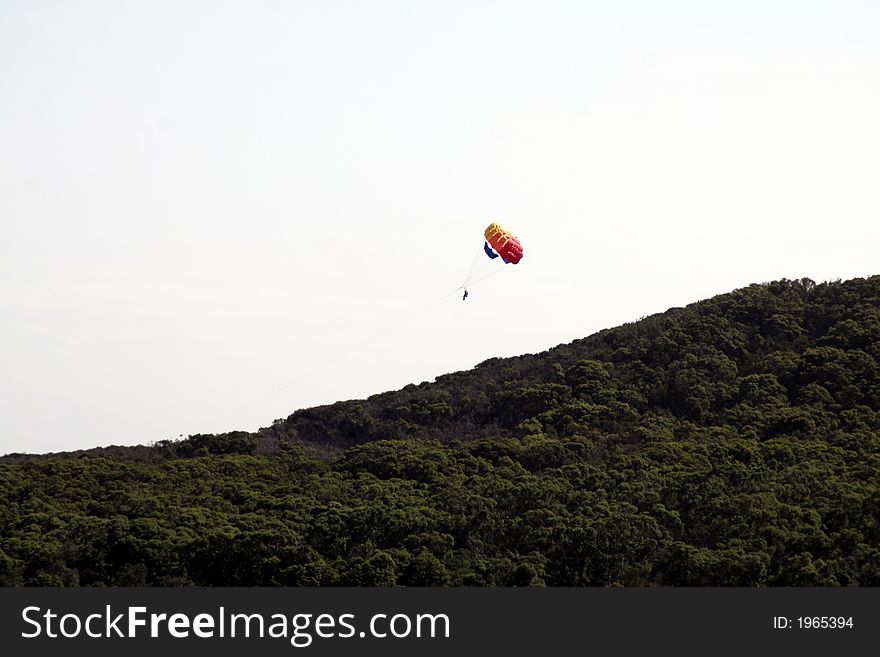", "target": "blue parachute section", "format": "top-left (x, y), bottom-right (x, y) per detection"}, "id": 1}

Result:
top-left (484, 241), bottom-right (510, 264)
